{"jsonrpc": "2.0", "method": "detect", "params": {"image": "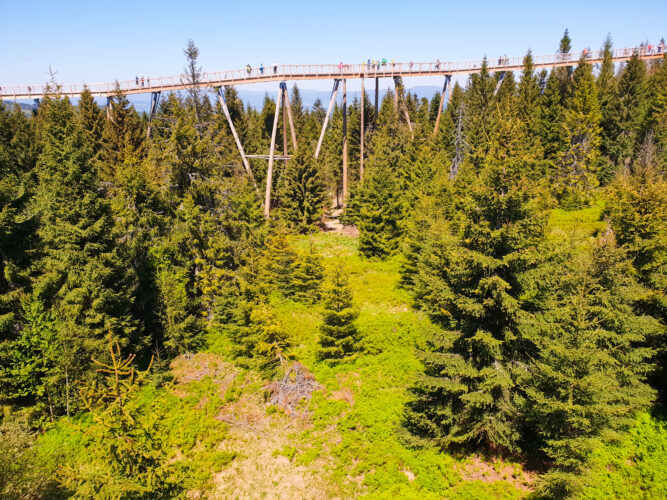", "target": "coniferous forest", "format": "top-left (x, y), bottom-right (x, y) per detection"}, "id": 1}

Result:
top-left (1, 33), bottom-right (666, 499)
